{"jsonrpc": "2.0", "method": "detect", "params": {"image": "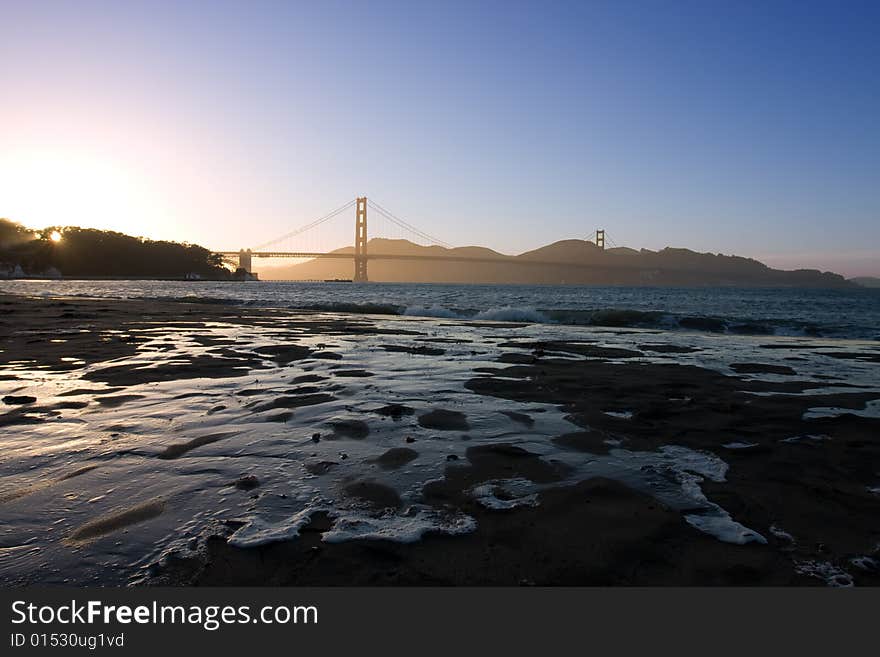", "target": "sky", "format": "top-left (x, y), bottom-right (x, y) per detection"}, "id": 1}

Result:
top-left (1, 0), bottom-right (878, 276)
